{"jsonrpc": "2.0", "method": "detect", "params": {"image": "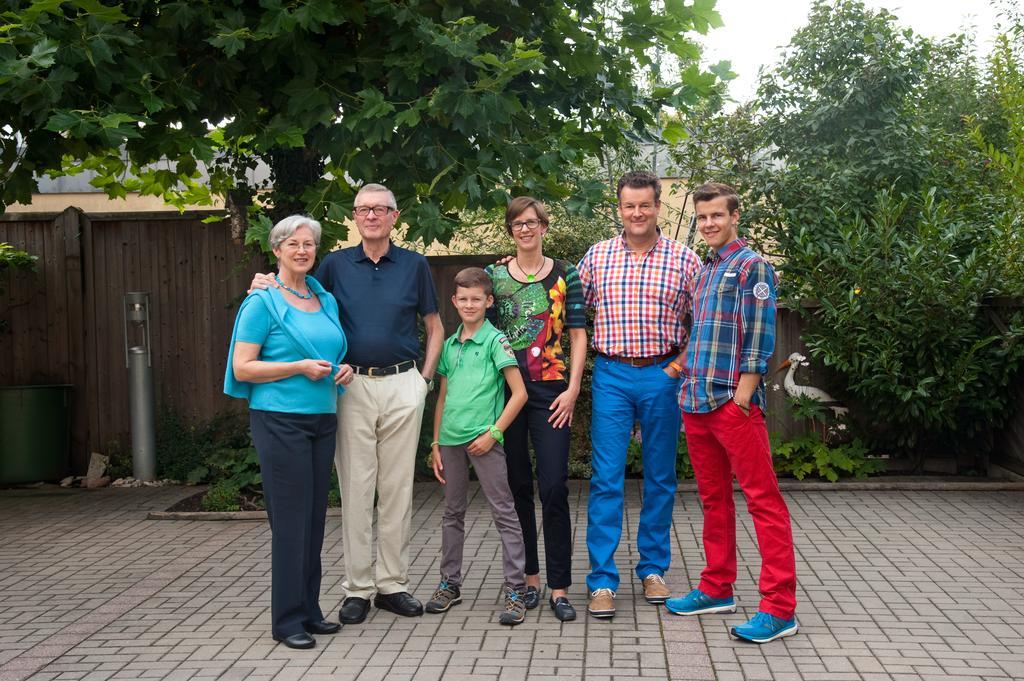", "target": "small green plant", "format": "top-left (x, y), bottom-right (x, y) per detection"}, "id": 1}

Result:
top-left (770, 396), bottom-right (886, 482)
top-left (201, 480), bottom-right (242, 512)
top-left (188, 446), bottom-right (263, 512)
